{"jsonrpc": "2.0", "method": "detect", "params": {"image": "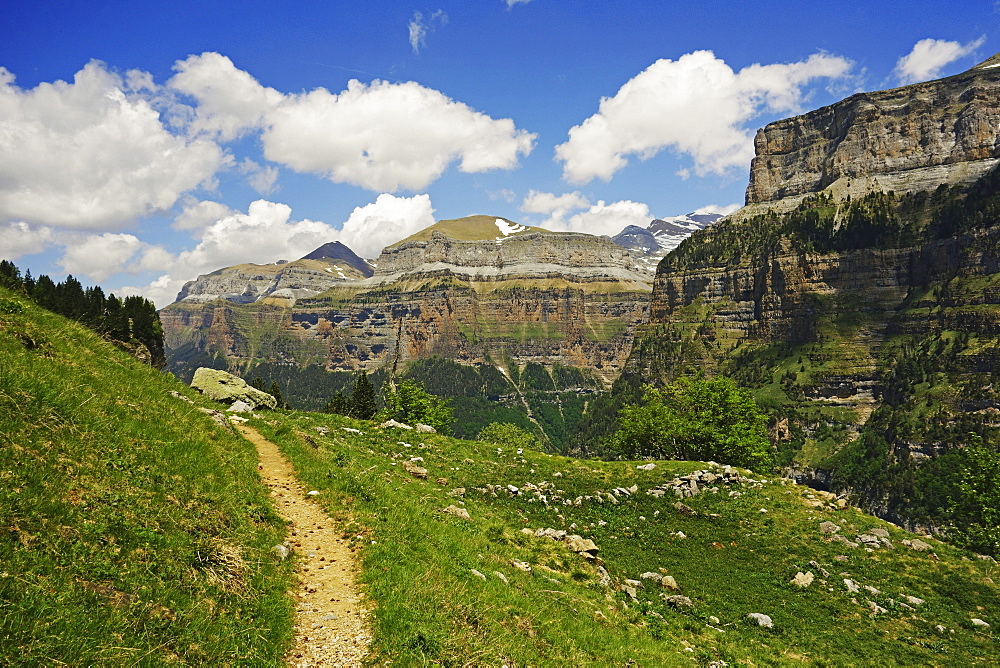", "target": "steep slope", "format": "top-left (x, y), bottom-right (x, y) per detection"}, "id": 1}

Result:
top-left (0, 288), bottom-right (293, 663)
top-left (612, 57), bottom-right (1000, 544)
top-left (161, 216), bottom-right (653, 445)
top-left (744, 55), bottom-right (1000, 211)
